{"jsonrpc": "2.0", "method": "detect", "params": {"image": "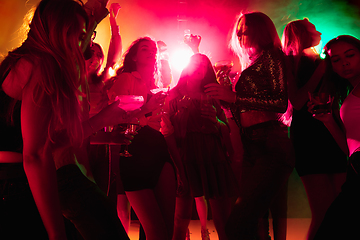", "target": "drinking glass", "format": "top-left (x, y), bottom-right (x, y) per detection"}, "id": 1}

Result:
top-left (119, 123), bottom-right (139, 157)
top-left (116, 95), bottom-right (144, 112)
top-left (214, 60), bottom-right (233, 89)
top-left (310, 92), bottom-right (332, 114)
top-left (149, 87), bottom-right (170, 96)
top-left (115, 95), bottom-right (144, 157)
top-left (150, 87), bottom-right (170, 115)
